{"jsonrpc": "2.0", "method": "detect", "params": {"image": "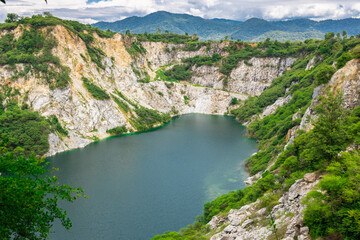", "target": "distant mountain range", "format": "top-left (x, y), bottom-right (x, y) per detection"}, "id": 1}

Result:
top-left (92, 11), bottom-right (360, 41)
